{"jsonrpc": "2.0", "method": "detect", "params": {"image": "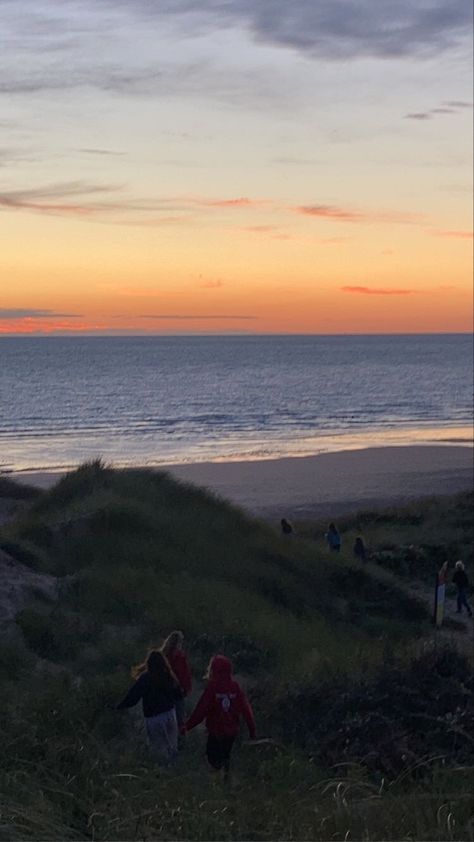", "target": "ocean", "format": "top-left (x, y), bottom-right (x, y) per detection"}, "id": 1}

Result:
top-left (0, 334), bottom-right (472, 472)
